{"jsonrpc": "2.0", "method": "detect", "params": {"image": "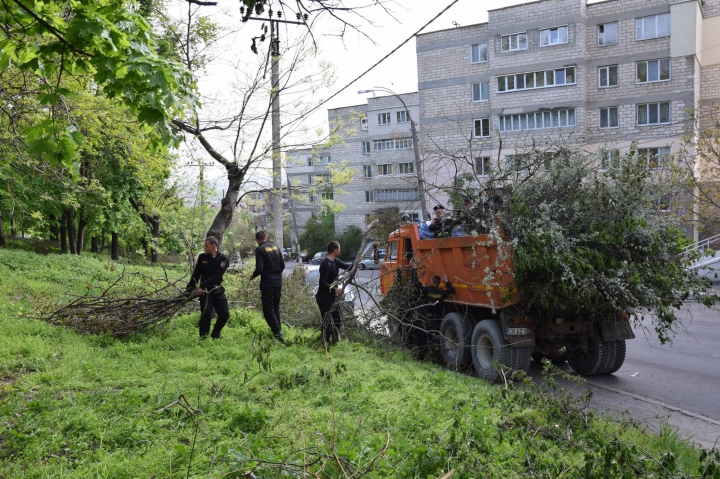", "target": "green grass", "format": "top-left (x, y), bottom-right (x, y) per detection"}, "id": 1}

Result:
top-left (0, 247), bottom-right (718, 478)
